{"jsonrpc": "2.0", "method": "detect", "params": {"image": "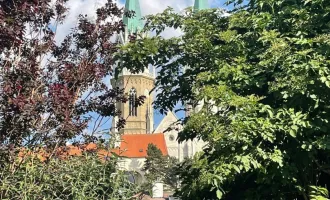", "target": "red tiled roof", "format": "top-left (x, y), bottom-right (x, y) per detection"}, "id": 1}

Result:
top-left (114, 133), bottom-right (168, 158)
top-left (18, 143), bottom-right (112, 162)
top-left (18, 134), bottom-right (168, 161)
